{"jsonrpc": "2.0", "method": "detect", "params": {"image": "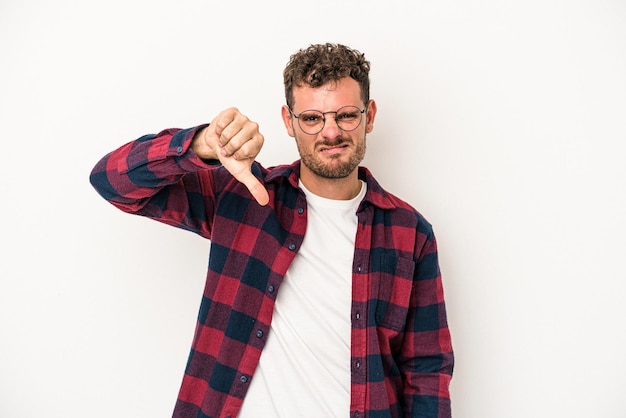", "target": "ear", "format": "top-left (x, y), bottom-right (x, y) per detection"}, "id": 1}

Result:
top-left (365, 100), bottom-right (377, 134)
top-left (281, 105), bottom-right (296, 137)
